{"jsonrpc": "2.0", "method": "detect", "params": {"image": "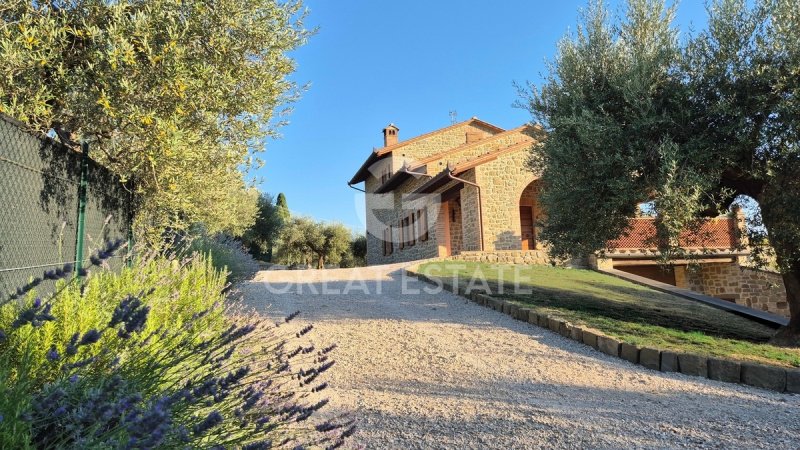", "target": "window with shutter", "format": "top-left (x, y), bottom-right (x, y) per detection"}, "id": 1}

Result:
top-left (399, 220), bottom-right (405, 250)
top-left (418, 208), bottom-right (429, 242)
top-left (408, 213), bottom-right (416, 247)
